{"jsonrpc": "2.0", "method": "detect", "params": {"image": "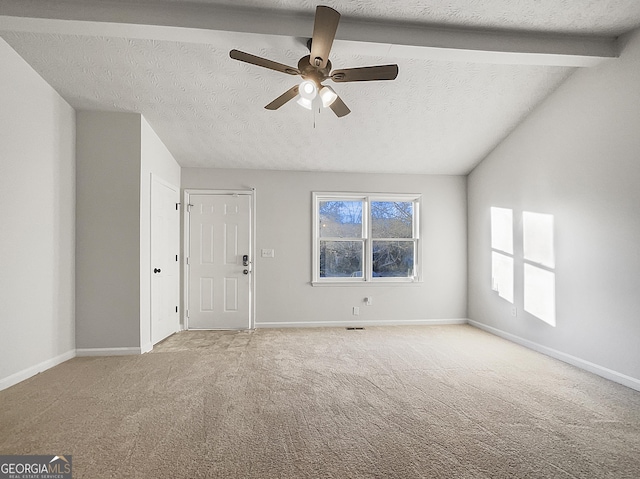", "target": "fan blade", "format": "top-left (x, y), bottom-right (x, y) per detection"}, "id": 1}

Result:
top-left (230, 49), bottom-right (300, 75)
top-left (310, 6), bottom-right (340, 69)
top-left (329, 95), bottom-right (350, 118)
top-left (331, 64), bottom-right (399, 82)
top-left (265, 85), bottom-right (299, 110)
